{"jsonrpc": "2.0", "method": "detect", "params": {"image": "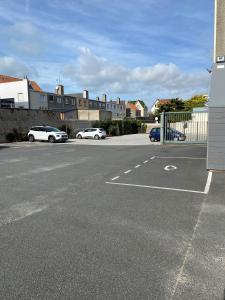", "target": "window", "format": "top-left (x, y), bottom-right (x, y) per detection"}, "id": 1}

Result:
top-left (64, 97), bottom-right (70, 105)
top-left (17, 93), bottom-right (24, 102)
top-left (56, 97), bottom-right (62, 104)
top-left (79, 99), bottom-right (82, 106)
top-left (48, 95), bottom-right (54, 103)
